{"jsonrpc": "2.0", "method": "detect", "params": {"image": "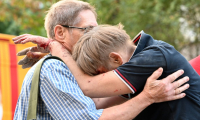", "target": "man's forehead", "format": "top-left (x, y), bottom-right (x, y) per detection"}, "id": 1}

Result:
top-left (78, 10), bottom-right (98, 27)
top-left (83, 23), bottom-right (98, 28)
top-left (80, 19), bottom-right (98, 28)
